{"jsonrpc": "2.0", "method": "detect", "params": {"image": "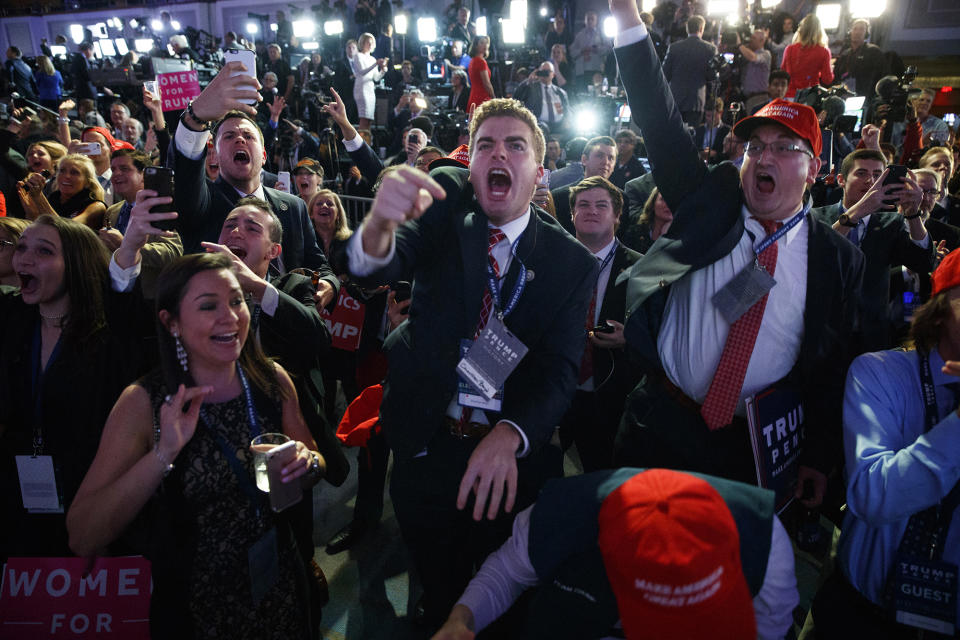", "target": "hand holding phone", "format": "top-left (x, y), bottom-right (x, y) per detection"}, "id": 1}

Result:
top-left (223, 48), bottom-right (259, 106)
top-left (143, 167), bottom-right (178, 231)
top-left (592, 322), bottom-right (616, 334)
top-left (881, 164), bottom-right (908, 209)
